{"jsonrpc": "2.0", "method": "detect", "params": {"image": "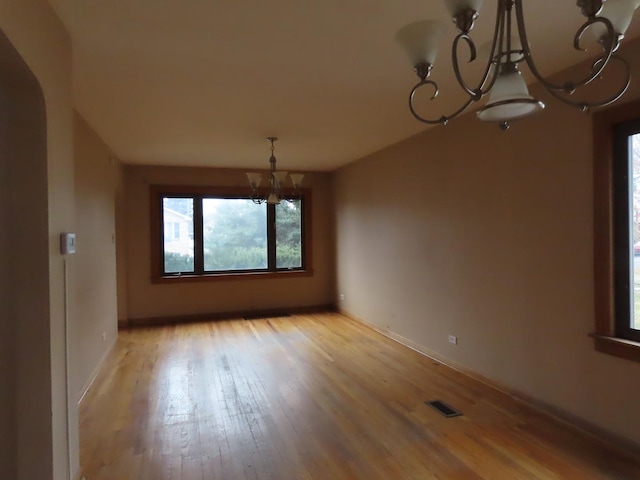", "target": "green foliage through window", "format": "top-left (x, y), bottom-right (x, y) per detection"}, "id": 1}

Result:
top-left (203, 199), bottom-right (268, 271)
top-left (276, 200), bottom-right (302, 268)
